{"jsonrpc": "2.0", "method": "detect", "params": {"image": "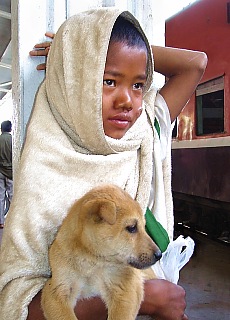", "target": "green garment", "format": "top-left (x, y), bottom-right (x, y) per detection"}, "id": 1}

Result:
top-left (145, 207), bottom-right (170, 253)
